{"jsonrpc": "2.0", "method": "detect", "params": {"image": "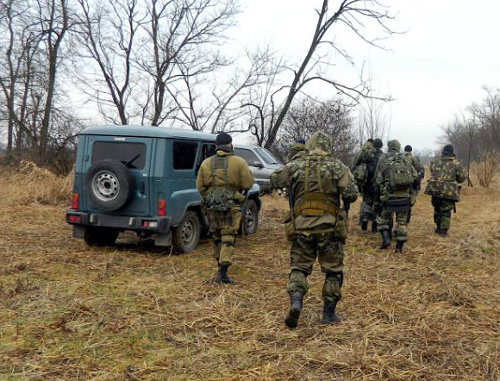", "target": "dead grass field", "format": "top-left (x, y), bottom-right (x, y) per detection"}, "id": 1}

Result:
top-left (1, 165), bottom-right (499, 380)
